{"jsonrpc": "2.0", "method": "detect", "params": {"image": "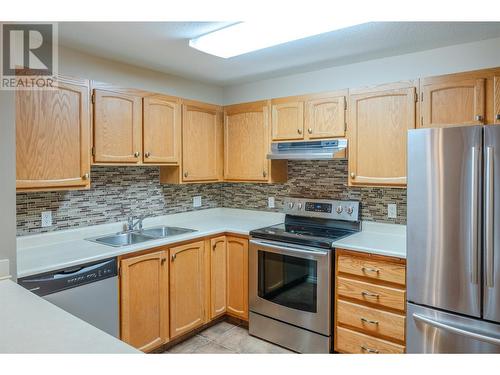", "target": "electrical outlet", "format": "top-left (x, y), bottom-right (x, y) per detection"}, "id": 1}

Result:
top-left (268, 197), bottom-right (275, 208)
top-left (387, 204), bottom-right (397, 219)
top-left (41, 211), bottom-right (53, 227)
top-left (193, 196), bottom-right (202, 208)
